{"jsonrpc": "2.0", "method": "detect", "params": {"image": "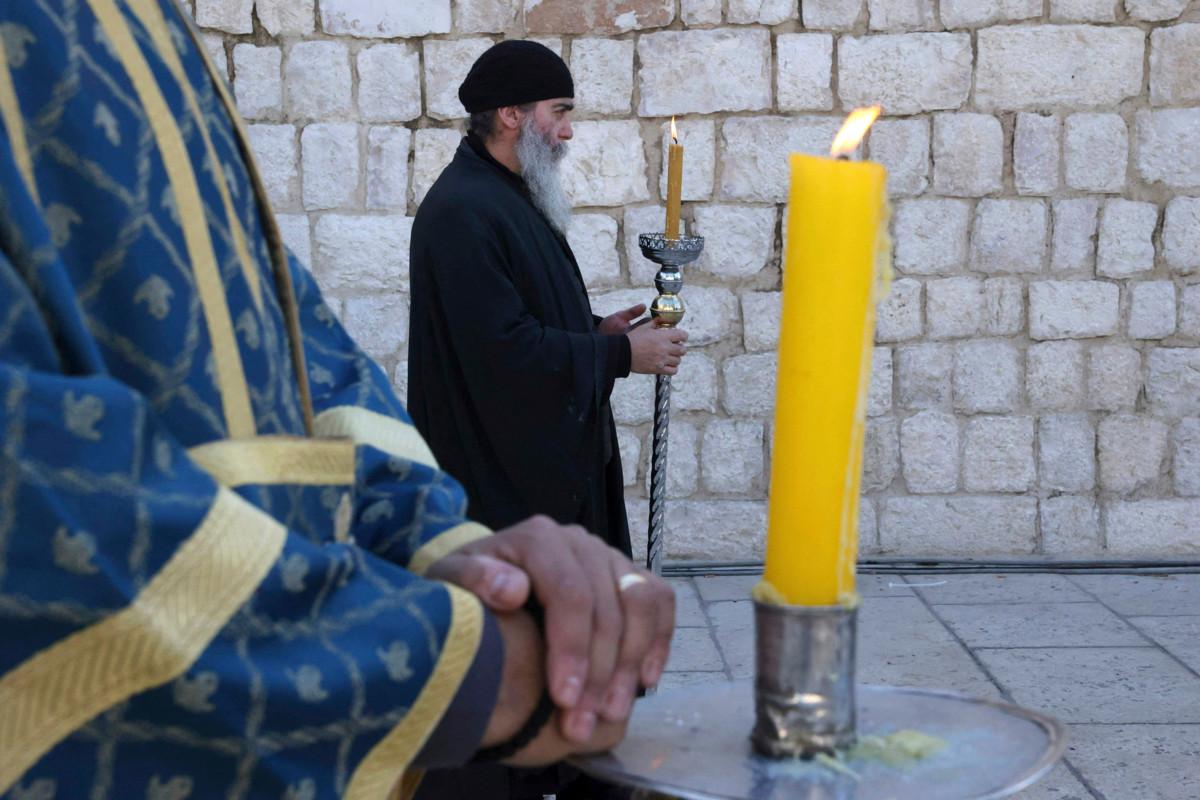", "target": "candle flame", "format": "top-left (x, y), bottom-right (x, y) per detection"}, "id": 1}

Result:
top-left (830, 106), bottom-right (881, 158)
top-left (670, 116), bottom-right (678, 144)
